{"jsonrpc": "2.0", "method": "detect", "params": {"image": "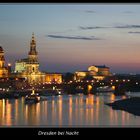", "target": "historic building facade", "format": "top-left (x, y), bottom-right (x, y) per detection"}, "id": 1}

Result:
top-left (0, 46), bottom-right (8, 78)
top-left (14, 33), bottom-right (46, 84)
top-left (74, 65), bottom-right (112, 81)
top-left (14, 33), bottom-right (62, 84)
top-left (45, 73), bottom-right (62, 84)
